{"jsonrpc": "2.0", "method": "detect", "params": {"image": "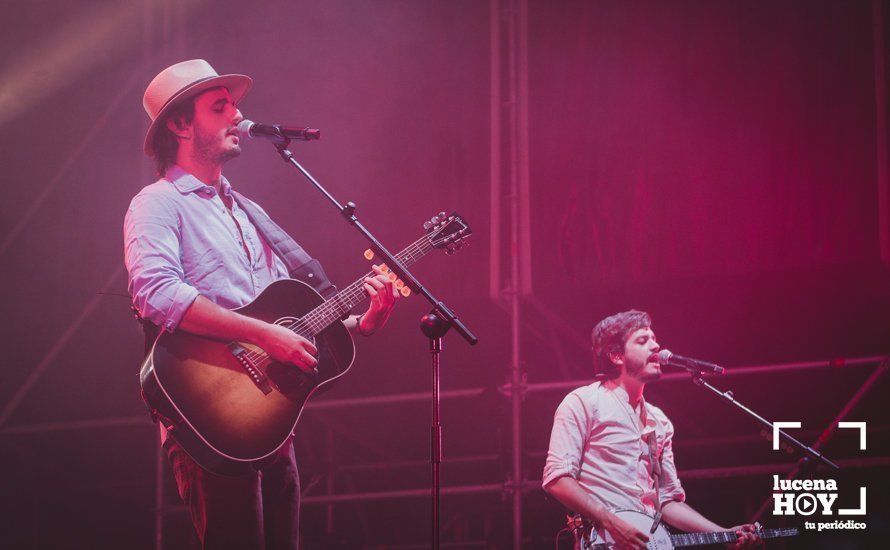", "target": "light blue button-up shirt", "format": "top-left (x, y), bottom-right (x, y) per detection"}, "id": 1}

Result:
top-left (124, 165), bottom-right (290, 332)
